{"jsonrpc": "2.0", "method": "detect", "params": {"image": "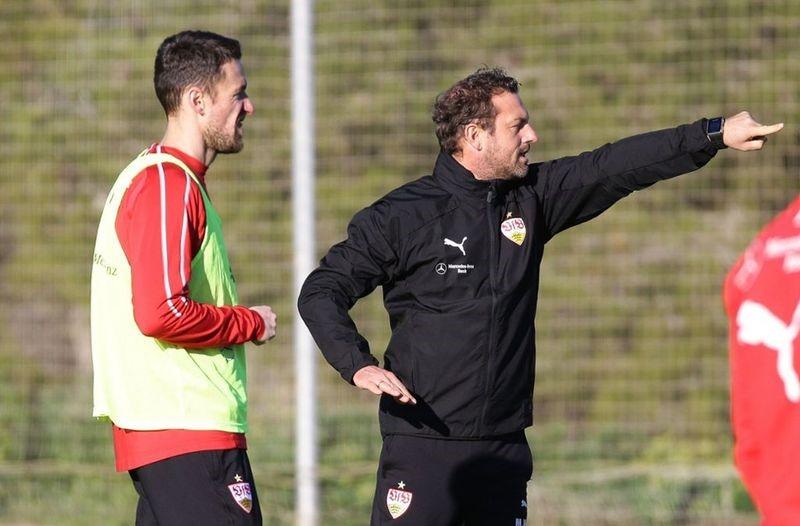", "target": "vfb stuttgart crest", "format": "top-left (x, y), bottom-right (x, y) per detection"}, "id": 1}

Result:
top-left (228, 481), bottom-right (253, 513)
top-left (386, 482), bottom-right (413, 519)
top-left (501, 216), bottom-right (527, 246)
